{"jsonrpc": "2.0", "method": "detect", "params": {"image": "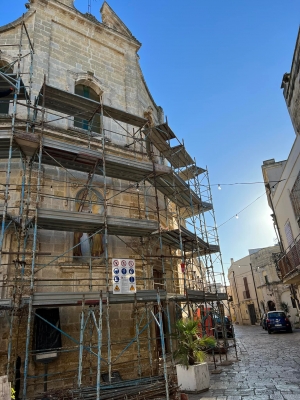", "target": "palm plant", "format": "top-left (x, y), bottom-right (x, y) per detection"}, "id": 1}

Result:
top-left (280, 301), bottom-right (290, 314)
top-left (173, 318), bottom-right (216, 368)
